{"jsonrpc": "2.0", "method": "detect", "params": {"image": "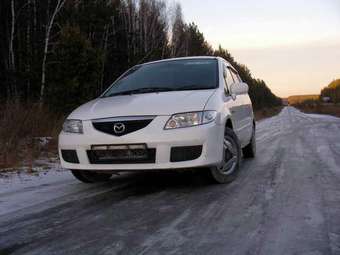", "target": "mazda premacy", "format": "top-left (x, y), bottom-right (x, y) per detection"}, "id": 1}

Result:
top-left (59, 57), bottom-right (256, 184)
